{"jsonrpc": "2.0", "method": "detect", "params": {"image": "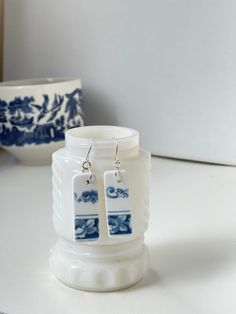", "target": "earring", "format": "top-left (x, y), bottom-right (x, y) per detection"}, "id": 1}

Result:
top-left (73, 140), bottom-right (100, 242)
top-left (104, 138), bottom-right (133, 237)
